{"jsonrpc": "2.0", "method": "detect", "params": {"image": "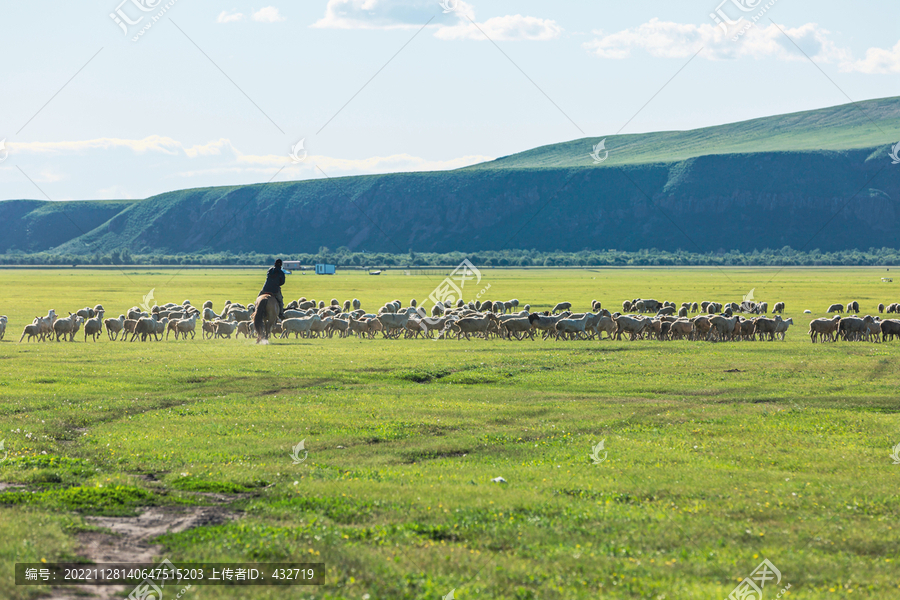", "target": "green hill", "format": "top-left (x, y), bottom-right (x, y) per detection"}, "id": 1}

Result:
top-left (2, 97), bottom-right (899, 256)
top-left (471, 96), bottom-right (900, 169)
